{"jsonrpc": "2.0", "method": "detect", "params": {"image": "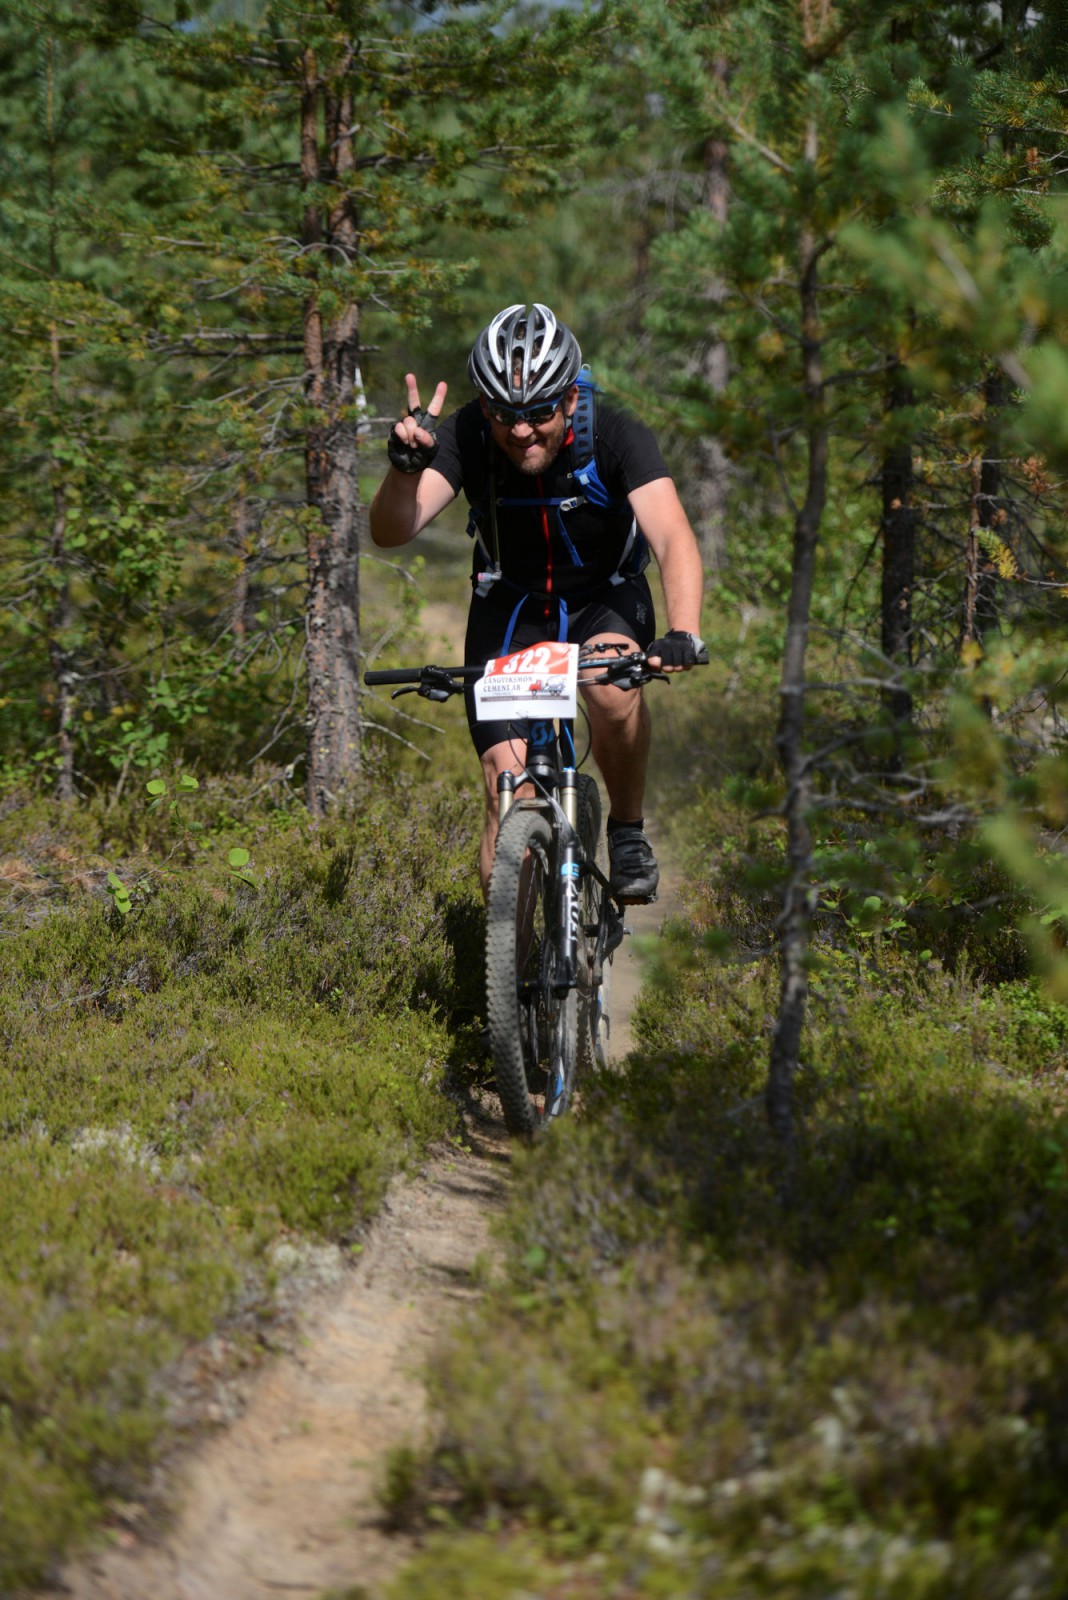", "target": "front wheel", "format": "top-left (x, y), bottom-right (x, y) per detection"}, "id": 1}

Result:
top-left (486, 809), bottom-right (576, 1138)
top-left (576, 774), bottom-right (611, 1071)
